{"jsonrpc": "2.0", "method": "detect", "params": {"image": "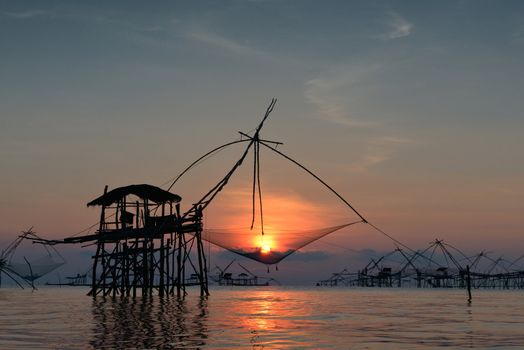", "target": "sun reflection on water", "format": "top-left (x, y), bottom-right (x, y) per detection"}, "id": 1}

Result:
top-left (2, 288), bottom-right (524, 349)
